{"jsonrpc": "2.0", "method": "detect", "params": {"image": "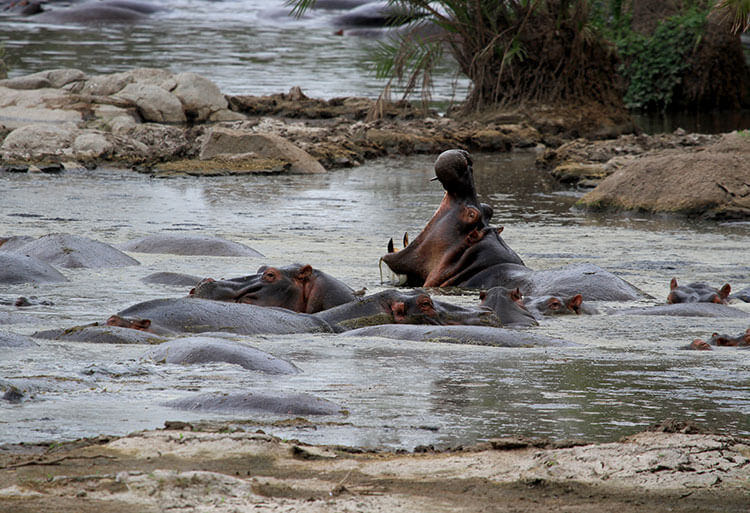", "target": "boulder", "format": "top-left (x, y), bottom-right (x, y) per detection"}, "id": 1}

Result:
top-left (81, 68), bottom-right (174, 96)
top-left (1, 124), bottom-right (77, 160)
top-left (73, 132), bottom-right (114, 158)
top-left (171, 72), bottom-right (228, 122)
top-left (579, 132), bottom-right (750, 218)
top-left (0, 69), bottom-right (87, 90)
top-left (199, 127), bottom-right (326, 174)
top-left (115, 82), bottom-right (186, 123)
